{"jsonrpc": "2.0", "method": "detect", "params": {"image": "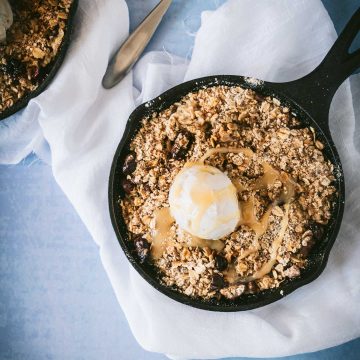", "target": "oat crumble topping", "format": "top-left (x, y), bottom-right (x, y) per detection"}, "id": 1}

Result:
top-left (119, 85), bottom-right (336, 300)
top-left (0, 0), bottom-right (73, 113)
